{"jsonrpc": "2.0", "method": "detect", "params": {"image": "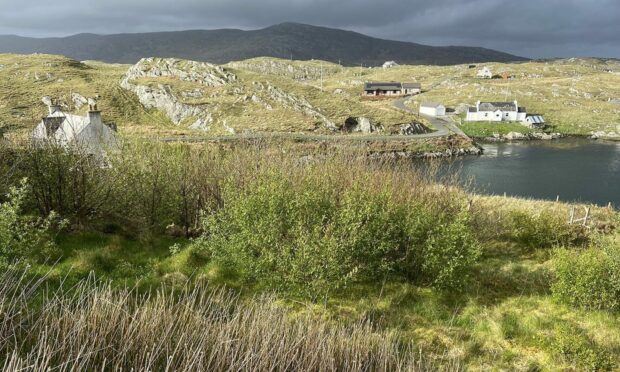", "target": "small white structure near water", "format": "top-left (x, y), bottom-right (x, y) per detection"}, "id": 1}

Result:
top-left (524, 115), bottom-right (546, 128)
top-left (465, 100), bottom-right (546, 128)
top-left (419, 102), bottom-right (446, 117)
top-left (477, 67), bottom-right (493, 79)
top-left (32, 98), bottom-right (118, 158)
top-left (466, 101), bottom-right (526, 122)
